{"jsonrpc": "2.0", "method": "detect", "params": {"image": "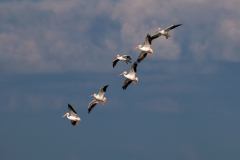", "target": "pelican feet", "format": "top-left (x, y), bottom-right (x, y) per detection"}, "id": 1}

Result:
top-left (102, 101), bottom-right (105, 106)
top-left (134, 81), bottom-right (136, 86)
top-left (148, 53), bottom-right (152, 57)
top-left (76, 120), bottom-right (79, 125)
top-left (166, 34), bottom-right (171, 39)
